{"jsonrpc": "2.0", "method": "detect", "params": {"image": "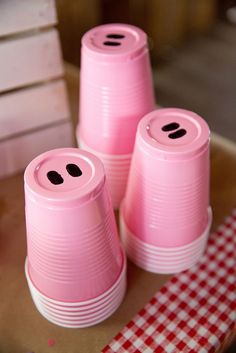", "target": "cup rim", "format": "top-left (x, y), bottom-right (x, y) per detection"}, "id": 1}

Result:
top-left (31, 283), bottom-right (125, 318)
top-left (120, 204), bottom-right (212, 251)
top-left (25, 247), bottom-right (126, 305)
top-left (27, 271), bottom-right (126, 312)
